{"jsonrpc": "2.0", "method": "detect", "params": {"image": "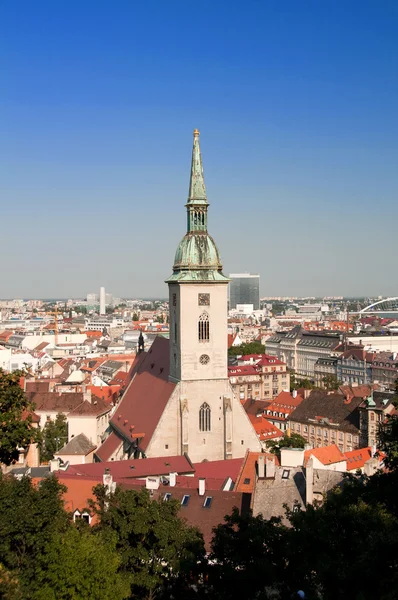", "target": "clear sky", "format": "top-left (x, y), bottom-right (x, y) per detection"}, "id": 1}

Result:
top-left (1, 0), bottom-right (397, 299)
